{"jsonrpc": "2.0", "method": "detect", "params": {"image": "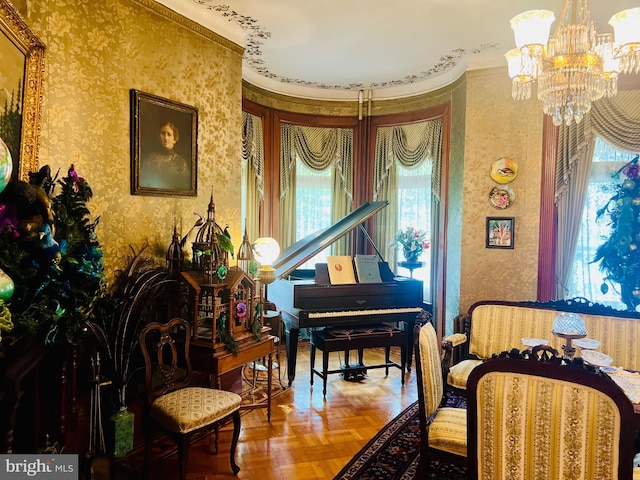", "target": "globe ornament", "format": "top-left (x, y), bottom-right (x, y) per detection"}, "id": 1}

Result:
top-left (0, 137), bottom-right (13, 195)
top-left (633, 288), bottom-right (640, 299)
top-left (623, 179), bottom-right (636, 189)
top-left (633, 197), bottom-right (640, 206)
top-left (0, 267), bottom-right (14, 301)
